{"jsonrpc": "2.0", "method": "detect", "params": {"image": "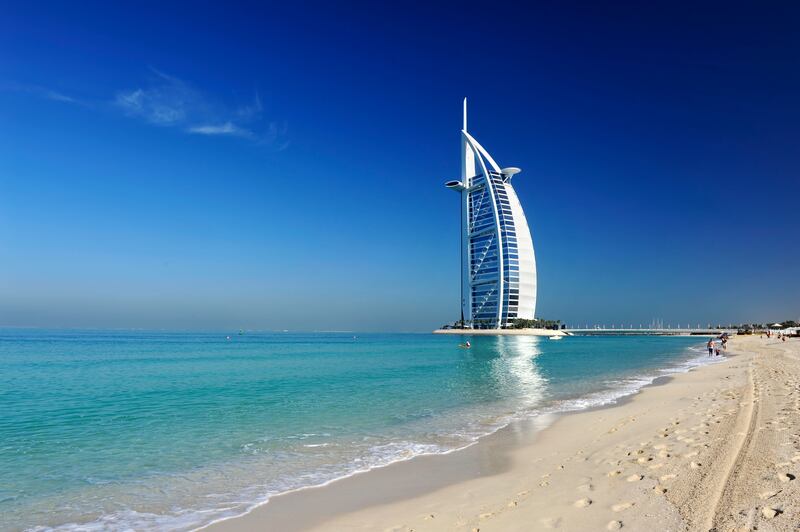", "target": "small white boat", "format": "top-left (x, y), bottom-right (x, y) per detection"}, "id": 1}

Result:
top-left (549, 335), bottom-right (563, 340)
